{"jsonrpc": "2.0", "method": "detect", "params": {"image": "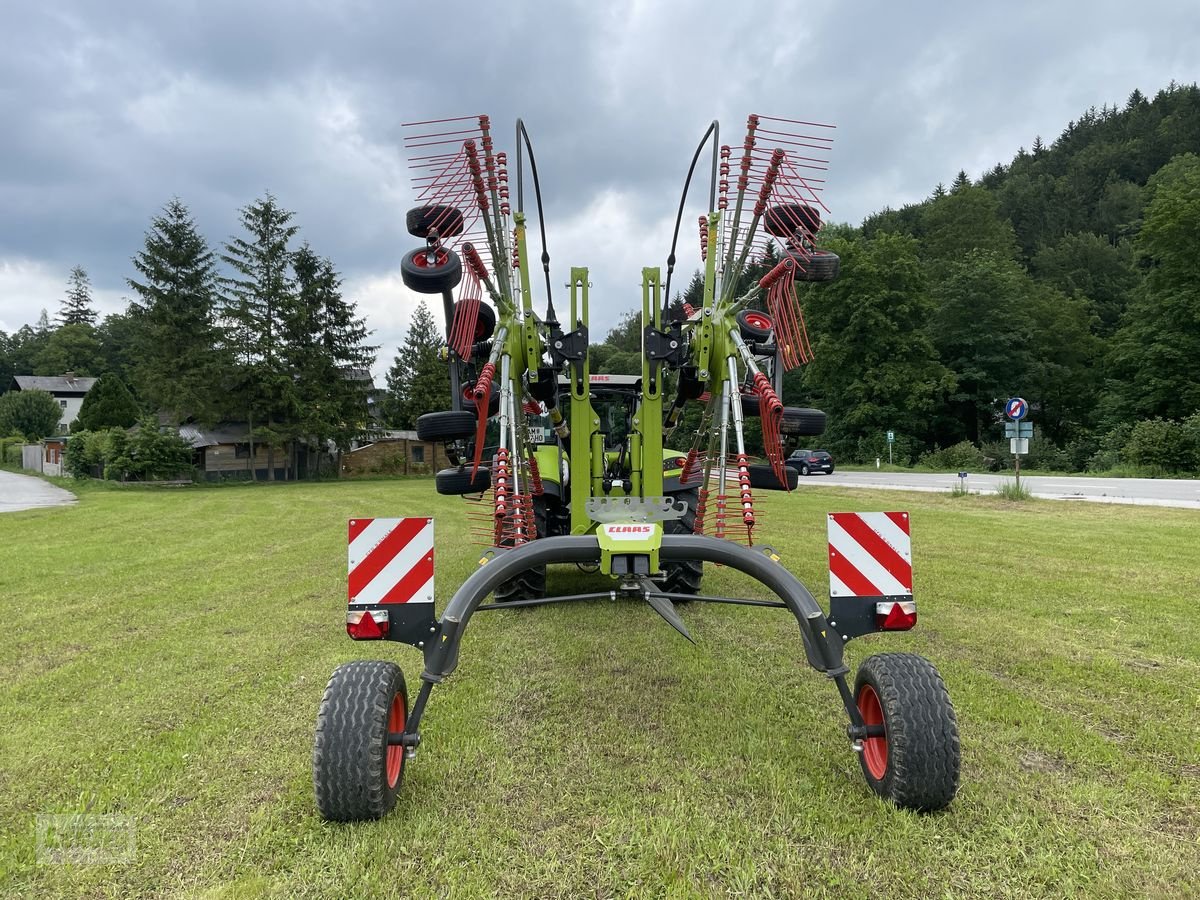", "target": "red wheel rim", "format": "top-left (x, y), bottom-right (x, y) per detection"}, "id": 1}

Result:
top-left (412, 249), bottom-right (448, 268)
top-left (744, 312), bottom-right (773, 331)
top-left (857, 684), bottom-right (888, 780)
top-left (386, 692), bottom-right (405, 788)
